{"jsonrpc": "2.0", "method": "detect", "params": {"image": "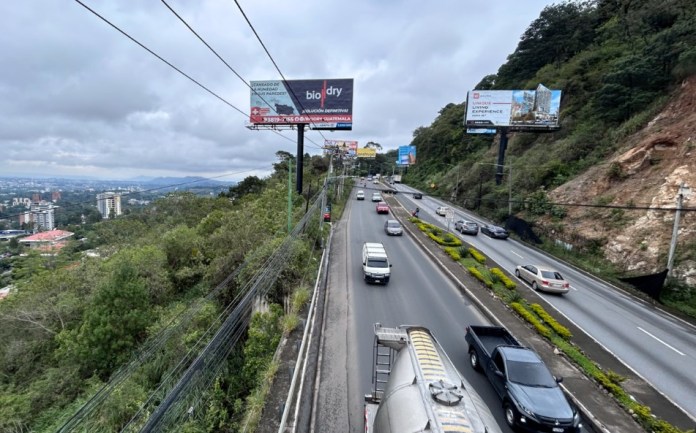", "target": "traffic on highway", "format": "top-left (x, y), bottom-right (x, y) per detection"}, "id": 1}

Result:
top-left (387, 182), bottom-right (696, 424)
